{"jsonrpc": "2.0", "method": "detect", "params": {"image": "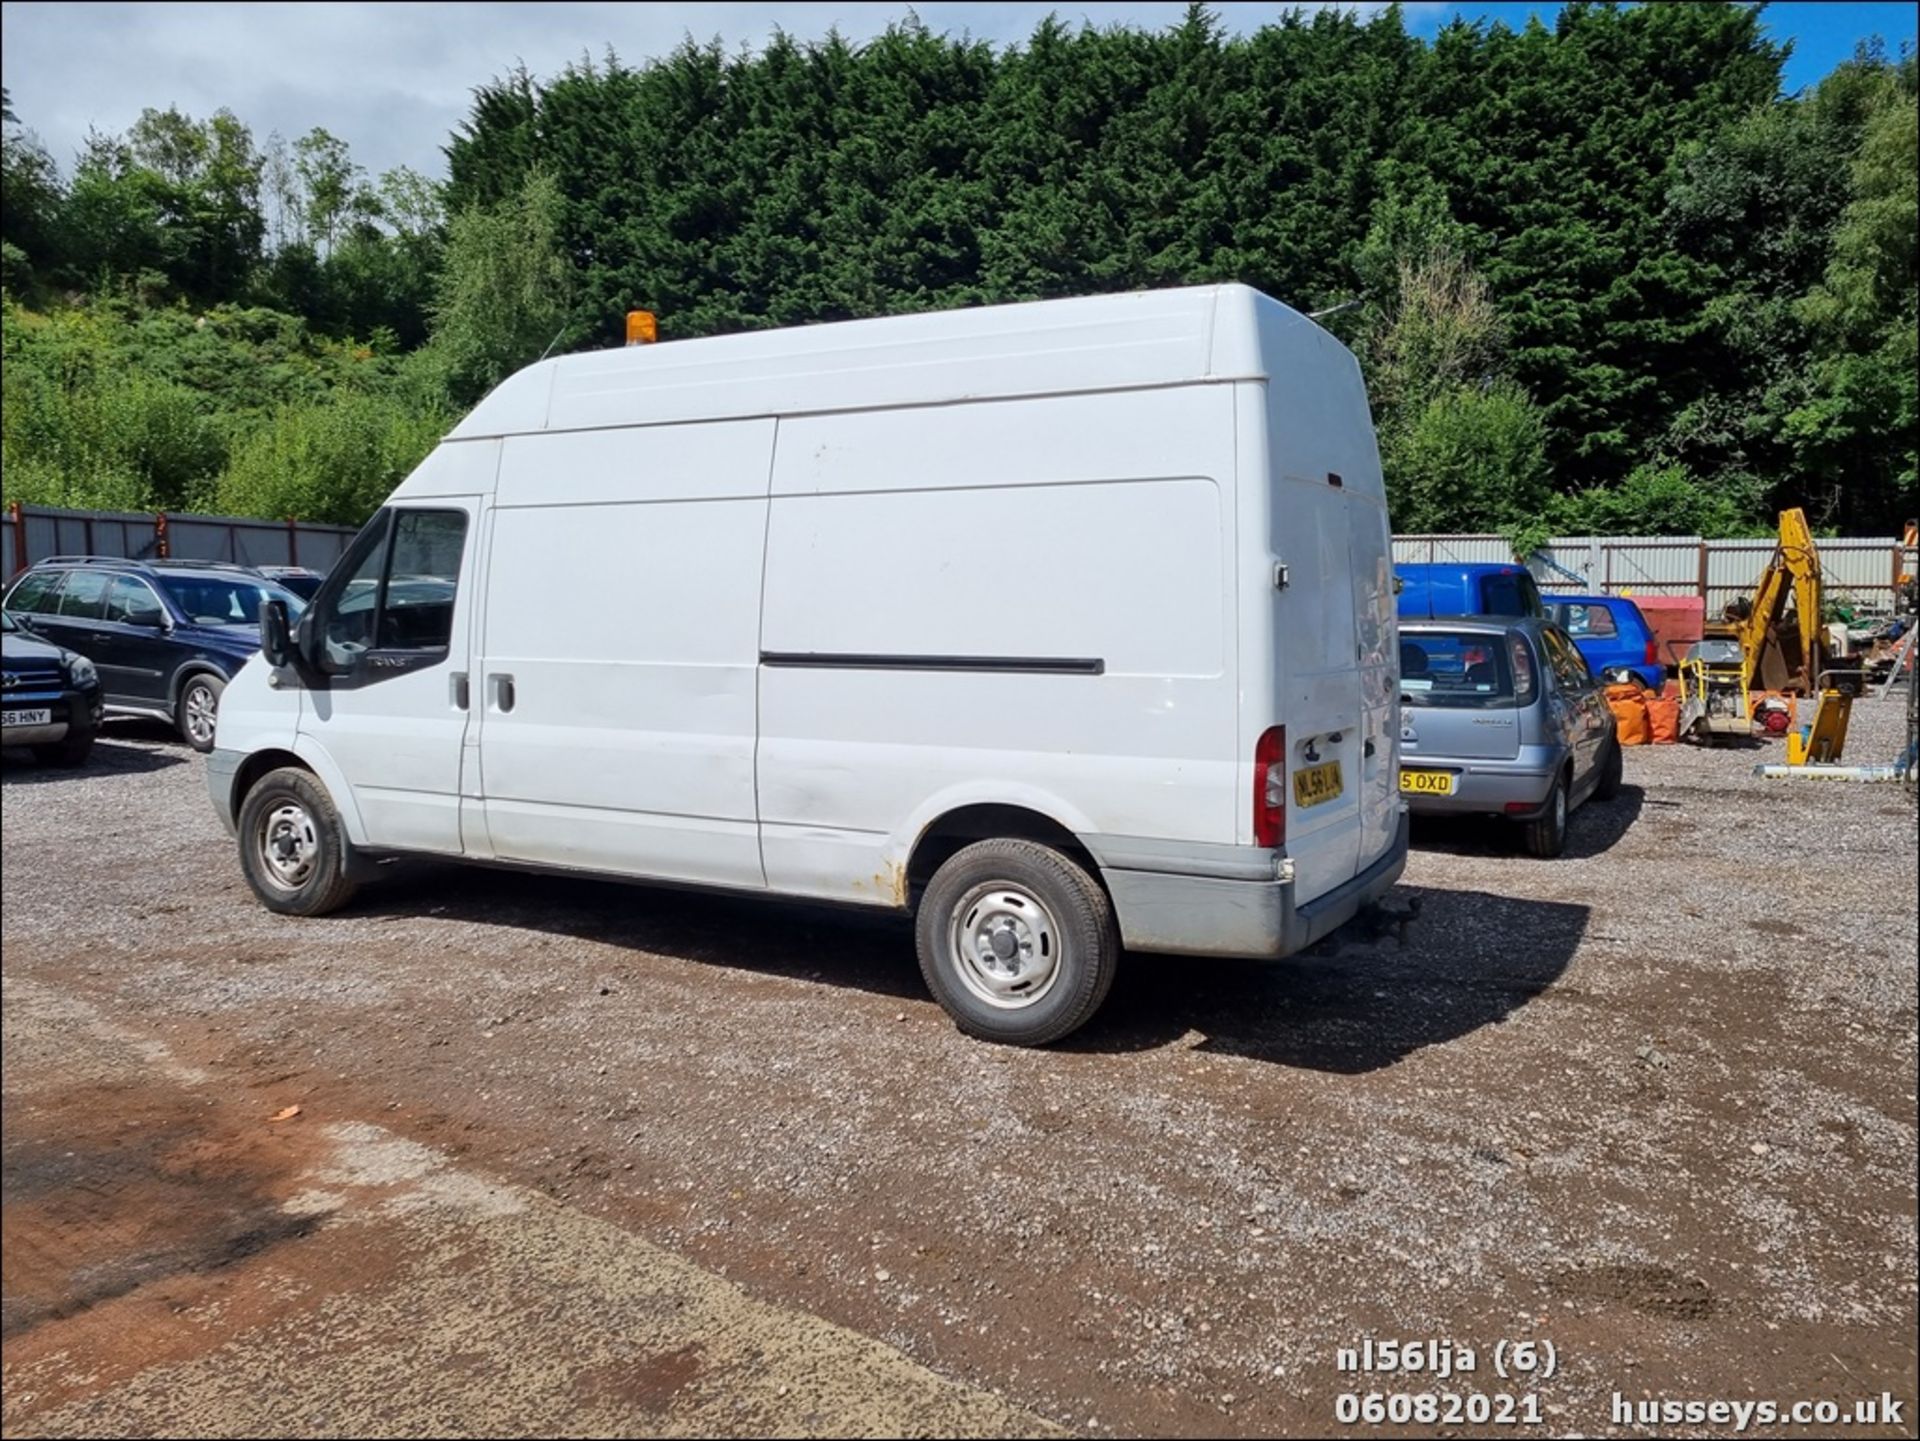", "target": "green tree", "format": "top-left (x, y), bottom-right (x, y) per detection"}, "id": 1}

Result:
top-left (427, 168), bottom-right (572, 404)
top-left (1362, 244), bottom-right (1550, 532)
top-left (1787, 73), bottom-right (1917, 529)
